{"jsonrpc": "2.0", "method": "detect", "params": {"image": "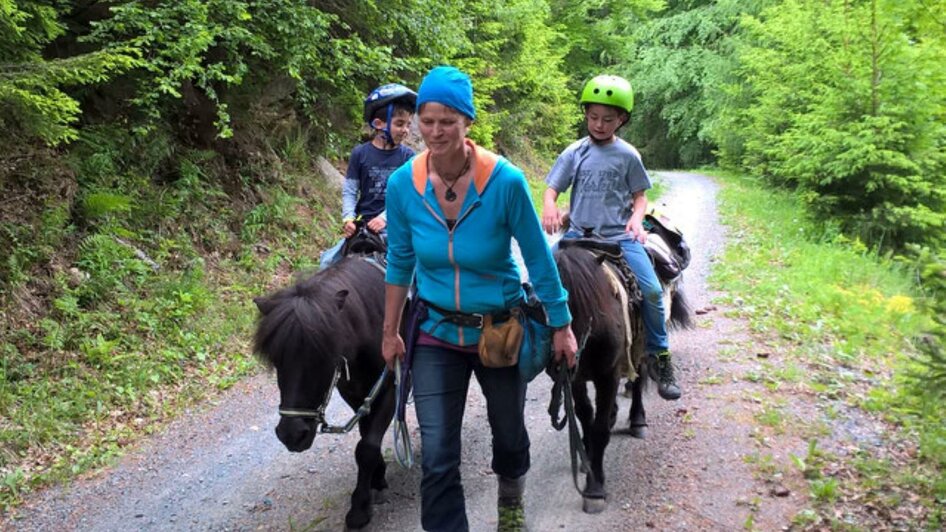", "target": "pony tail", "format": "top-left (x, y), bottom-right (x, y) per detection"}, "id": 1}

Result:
top-left (667, 282), bottom-right (695, 330)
